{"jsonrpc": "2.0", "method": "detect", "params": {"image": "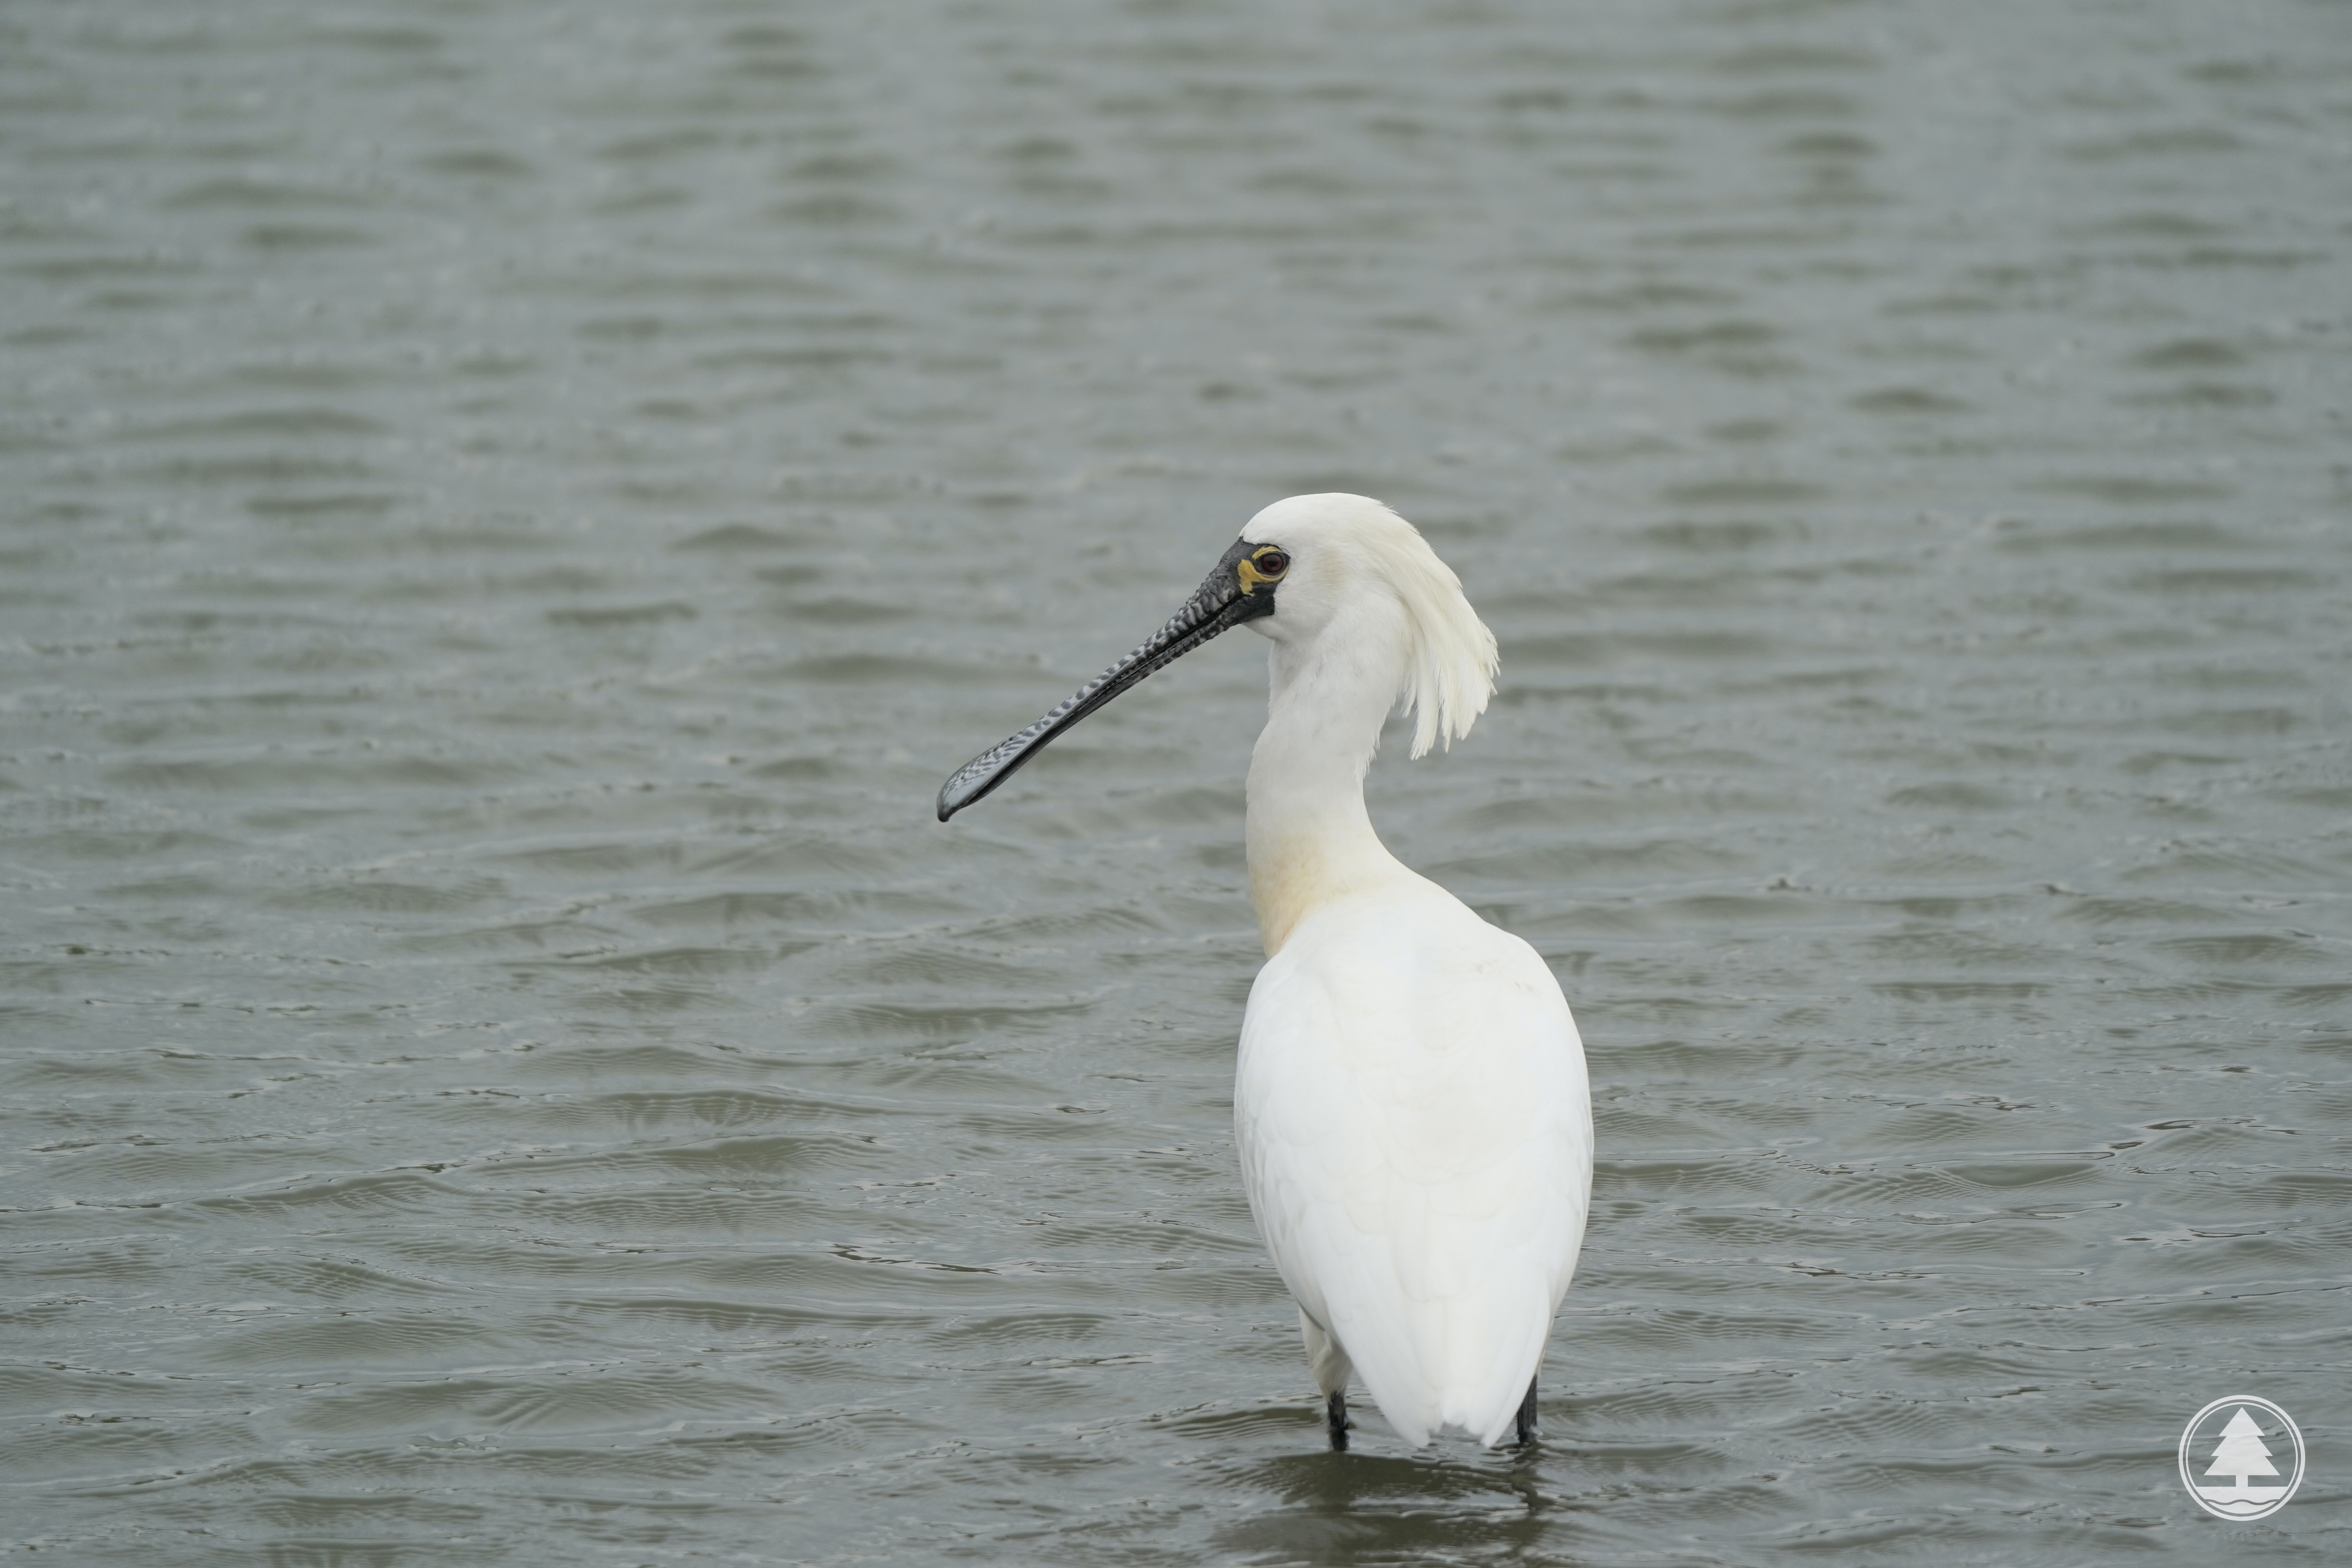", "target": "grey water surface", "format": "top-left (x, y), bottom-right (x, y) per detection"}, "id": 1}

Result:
top-left (4, 0), bottom-right (2350, 1562)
